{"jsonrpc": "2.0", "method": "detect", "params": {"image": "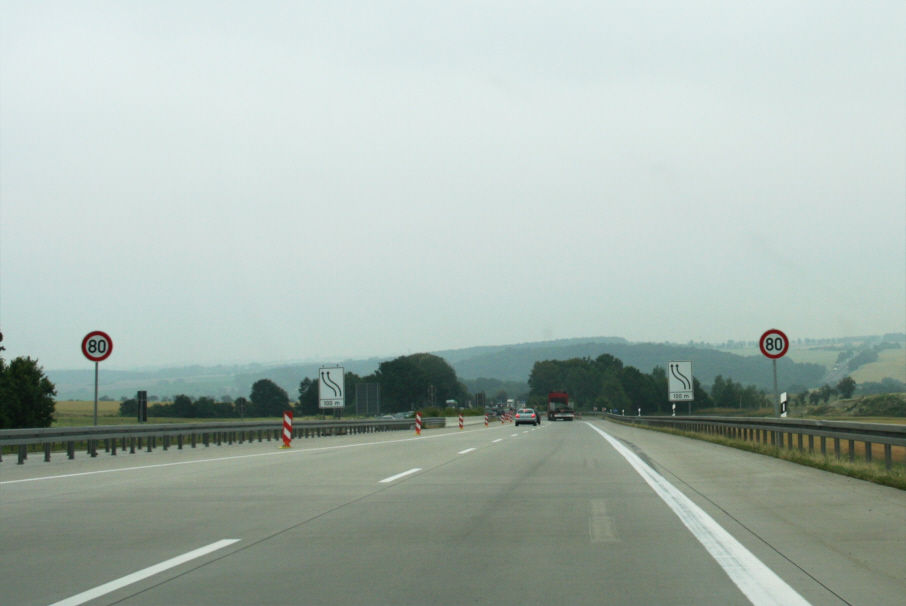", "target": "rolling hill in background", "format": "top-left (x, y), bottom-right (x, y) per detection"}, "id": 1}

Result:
top-left (46, 335), bottom-right (903, 402)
